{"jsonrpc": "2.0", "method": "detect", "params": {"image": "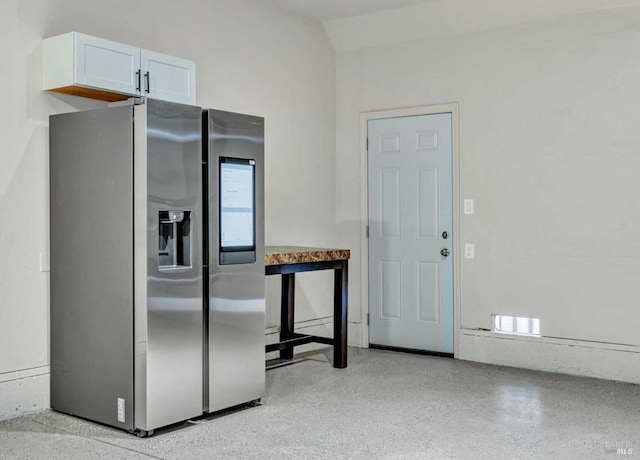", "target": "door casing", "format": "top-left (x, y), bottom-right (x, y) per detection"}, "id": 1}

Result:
top-left (360, 103), bottom-right (461, 356)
